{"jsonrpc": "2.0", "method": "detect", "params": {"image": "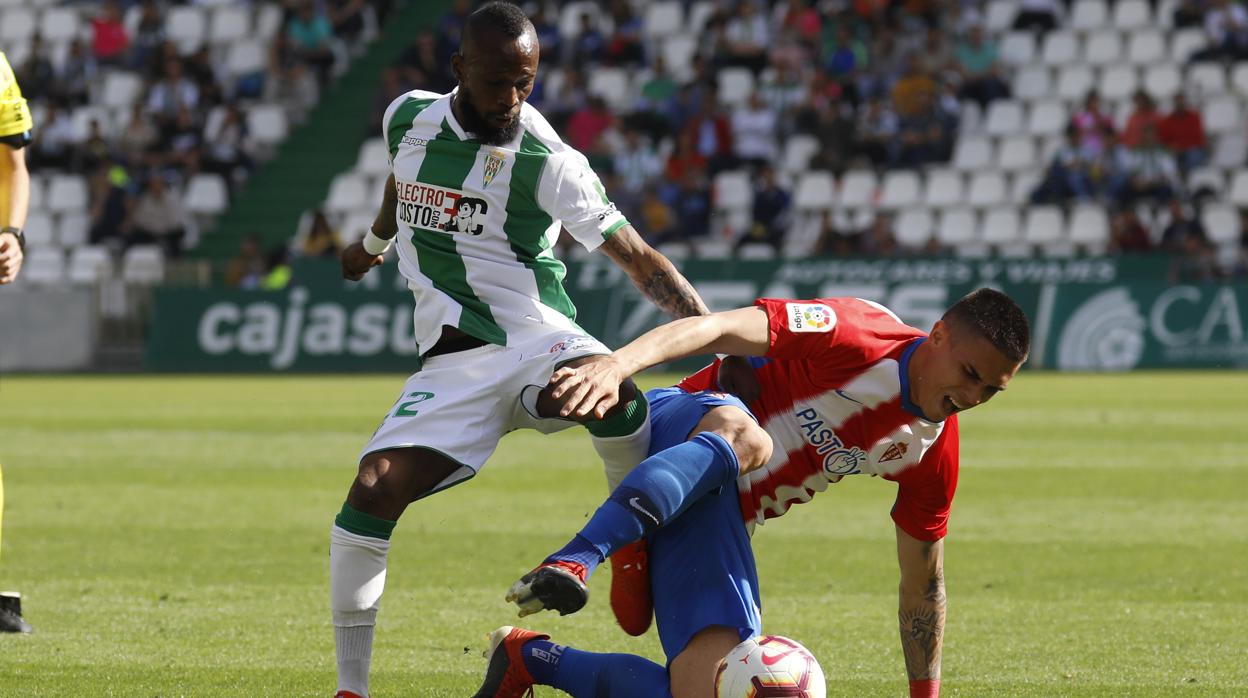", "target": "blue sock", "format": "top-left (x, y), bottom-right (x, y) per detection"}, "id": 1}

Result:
top-left (522, 639), bottom-right (672, 698)
top-left (546, 432), bottom-right (740, 580)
